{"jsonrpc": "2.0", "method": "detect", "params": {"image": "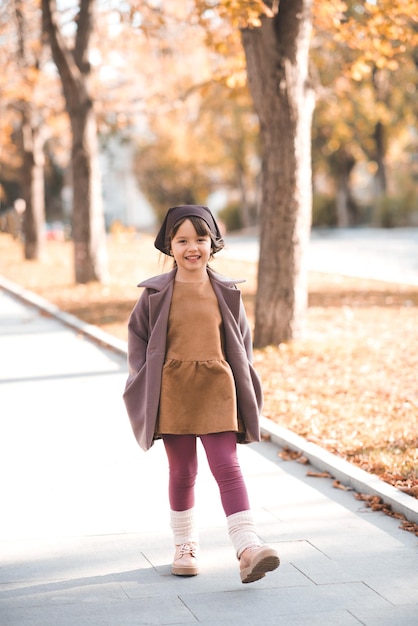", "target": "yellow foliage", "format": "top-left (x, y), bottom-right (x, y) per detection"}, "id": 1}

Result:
top-left (318, 0), bottom-right (418, 79)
